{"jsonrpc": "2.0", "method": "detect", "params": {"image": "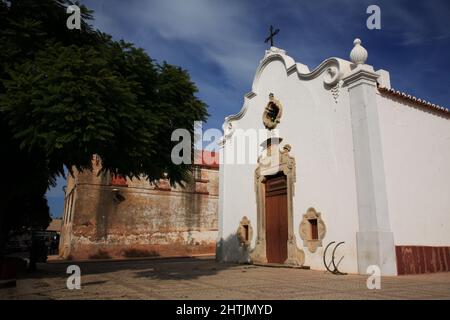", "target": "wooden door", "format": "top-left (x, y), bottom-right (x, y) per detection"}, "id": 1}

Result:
top-left (265, 174), bottom-right (288, 264)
